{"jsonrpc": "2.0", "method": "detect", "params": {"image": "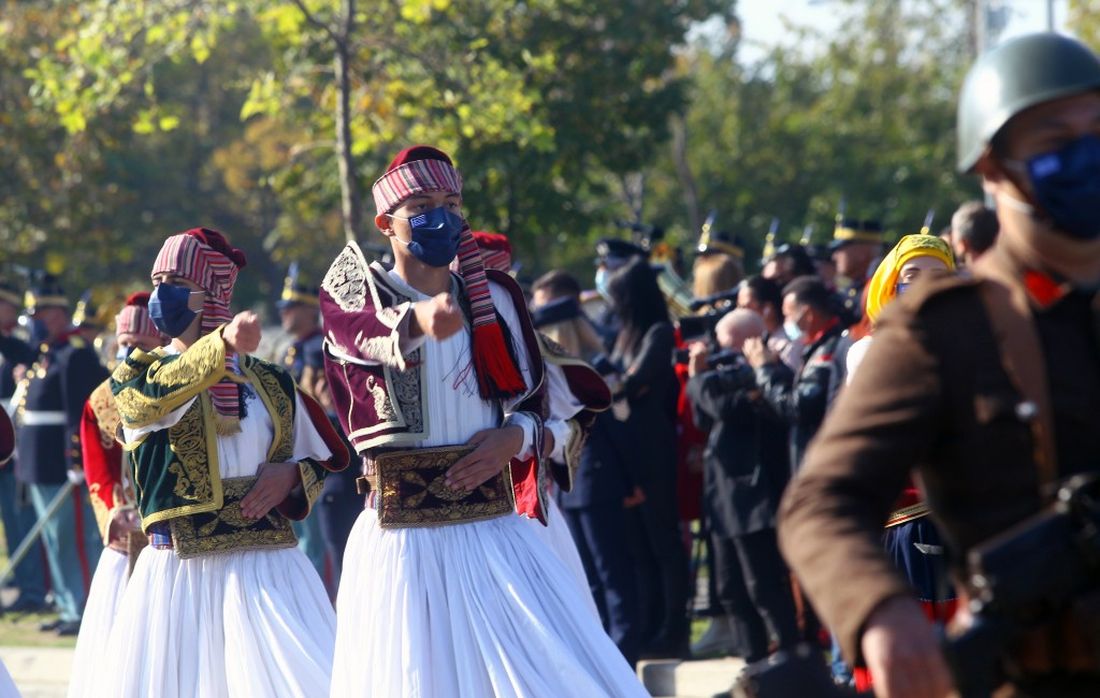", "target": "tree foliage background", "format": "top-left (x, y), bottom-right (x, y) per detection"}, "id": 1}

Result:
top-left (2, 0), bottom-right (1097, 313)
